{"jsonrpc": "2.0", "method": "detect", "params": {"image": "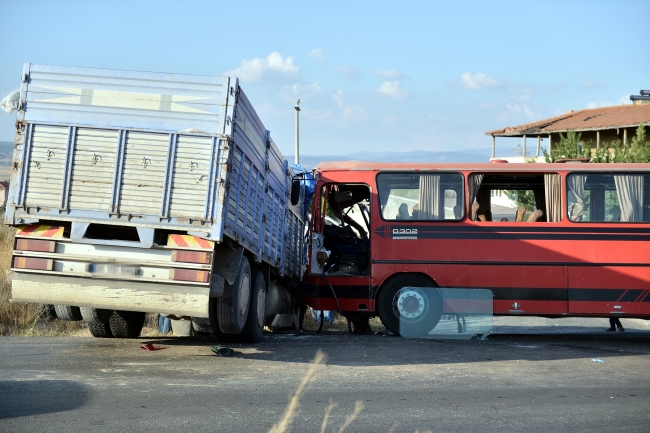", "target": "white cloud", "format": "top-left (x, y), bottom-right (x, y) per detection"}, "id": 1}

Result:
top-left (377, 81), bottom-right (409, 100)
top-left (292, 83), bottom-right (323, 96)
top-left (460, 72), bottom-right (500, 90)
top-left (585, 95), bottom-right (631, 109)
top-left (224, 52), bottom-right (299, 83)
top-left (335, 65), bottom-right (363, 80)
top-left (373, 70), bottom-right (407, 80)
top-left (498, 104), bottom-right (534, 122)
top-left (332, 90), bottom-right (345, 107)
top-left (381, 114), bottom-right (398, 126)
top-left (341, 104), bottom-right (369, 123)
top-left (309, 48), bottom-right (327, 63)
